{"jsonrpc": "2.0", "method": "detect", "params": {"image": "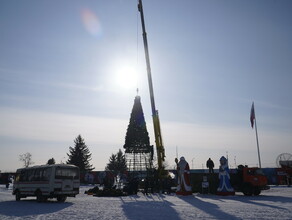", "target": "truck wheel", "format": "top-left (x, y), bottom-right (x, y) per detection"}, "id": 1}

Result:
top-left (57, 196), bottom-right (67, 202)
top-left (15, 191), bottom-right (21, 201)
top-left (253, 187), bottom-right (261, 196)
top-left (242, 184), bottom-right (253, 196)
